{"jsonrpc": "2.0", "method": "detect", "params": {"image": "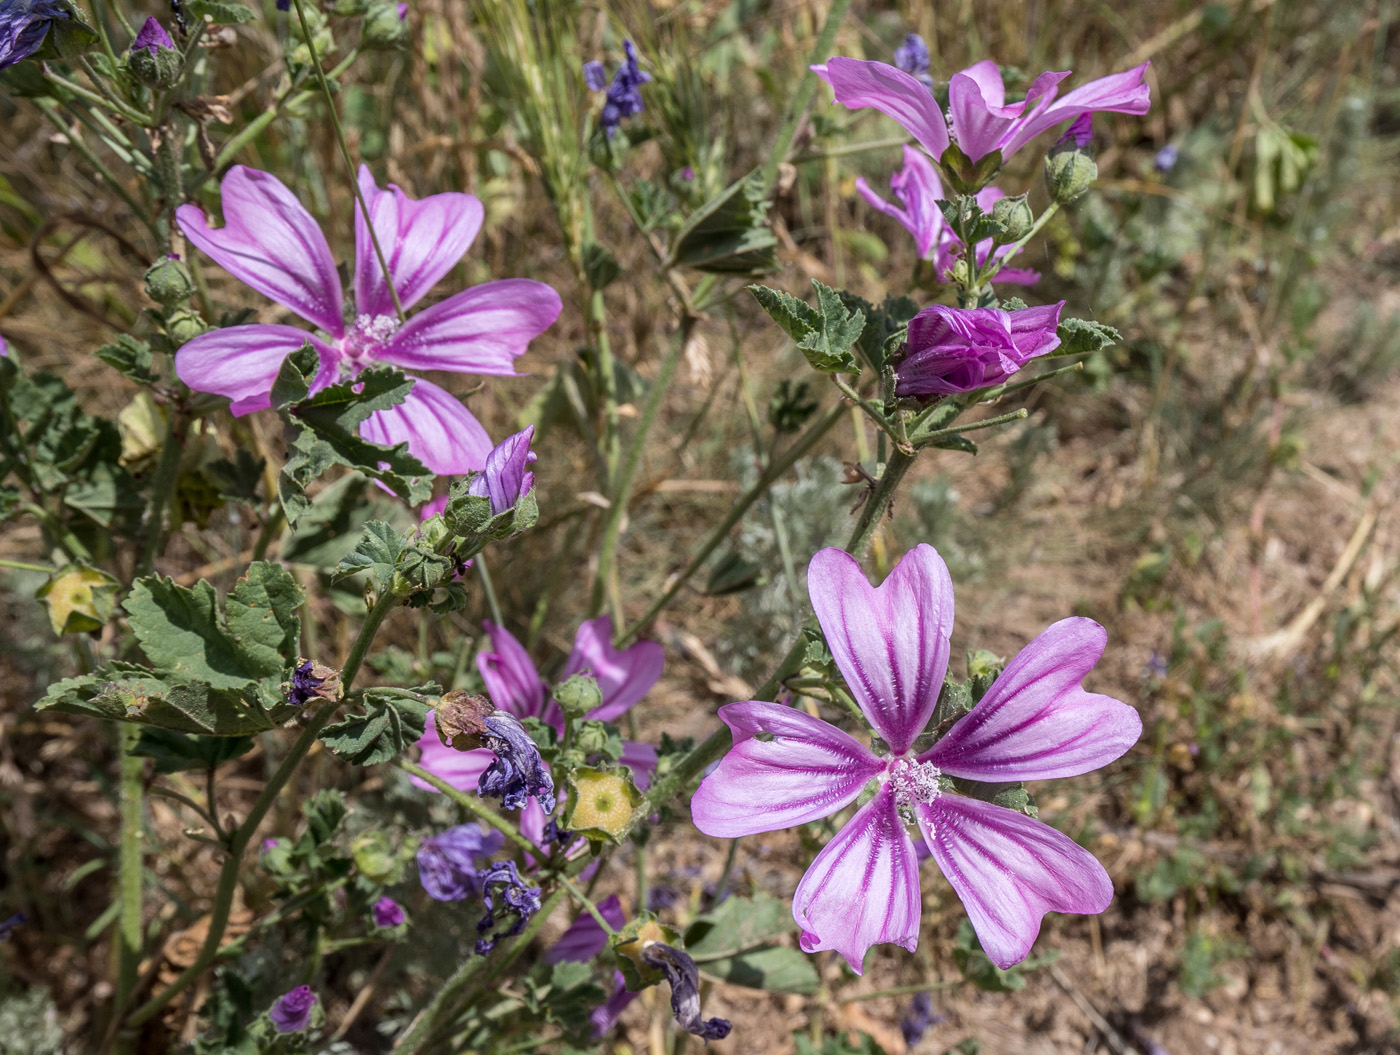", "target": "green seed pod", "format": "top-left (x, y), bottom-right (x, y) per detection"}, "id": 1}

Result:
top-left (144, 256), bottom-right (194, 306)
